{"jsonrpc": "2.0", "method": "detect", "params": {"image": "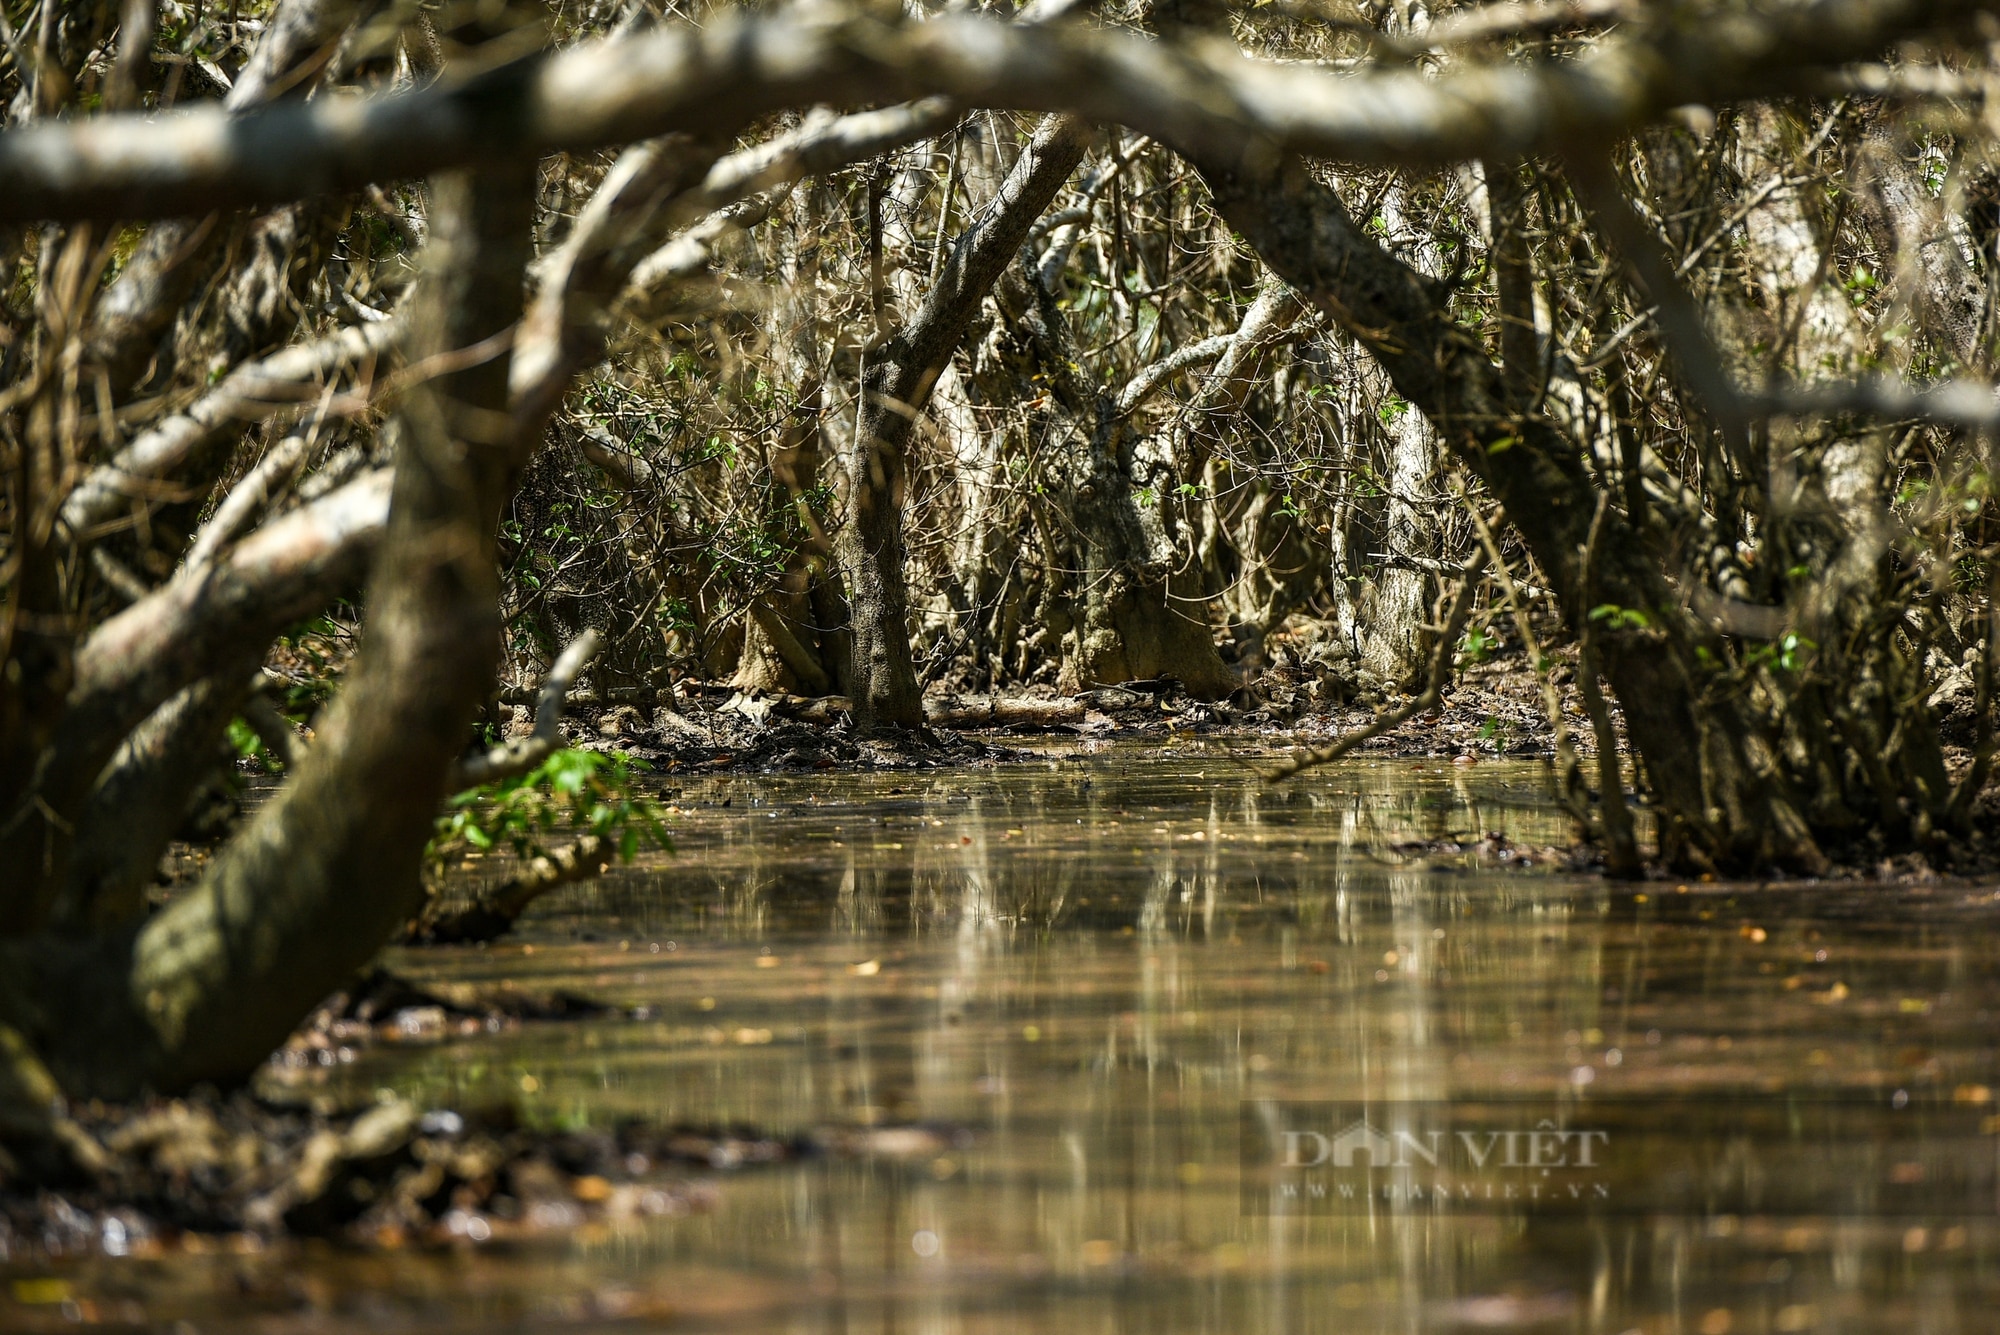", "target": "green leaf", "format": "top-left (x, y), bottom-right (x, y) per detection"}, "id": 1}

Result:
top-left (226, 718), bottom-right (263, 760)
top-left (426, 747), bottom-right (672, 878)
